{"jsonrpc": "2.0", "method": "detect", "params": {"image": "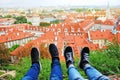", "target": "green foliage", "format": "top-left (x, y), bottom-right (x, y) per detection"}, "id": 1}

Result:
top-left (0, 71), bottom-right (4, 75)
top-left (90, 43), bottom-right (120, 75)
top-left (14, 16), bottom-right (27, 24)
top-left (4, 15), bottom-right (12, 18)
top-left (39, 22), bottom-right (50, 27)
top-left (1, 57), bottom-right (86, 80)
top-left (27, 22), bottom-right (32, 25)
top-left (50, 20), bottom-right (63, 24)
top-left (75, 8), bottom-right (83, 12)
top-left (1, 43), bottom-right (120, 79)
top-left (0, 15), bottom-right (3, 19)
top-left (9, 44), bottom-right (20, 52)
top-left (21, 12), bottom-right (25, 14)
top-left (0, 74), bottom-right (14, 80)
top-left (52, 9), bottom-right (64, 12)
top-left (105, 43), bottom-right (120, 60)
top-left (39, 58), bottom-right (51, 79)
